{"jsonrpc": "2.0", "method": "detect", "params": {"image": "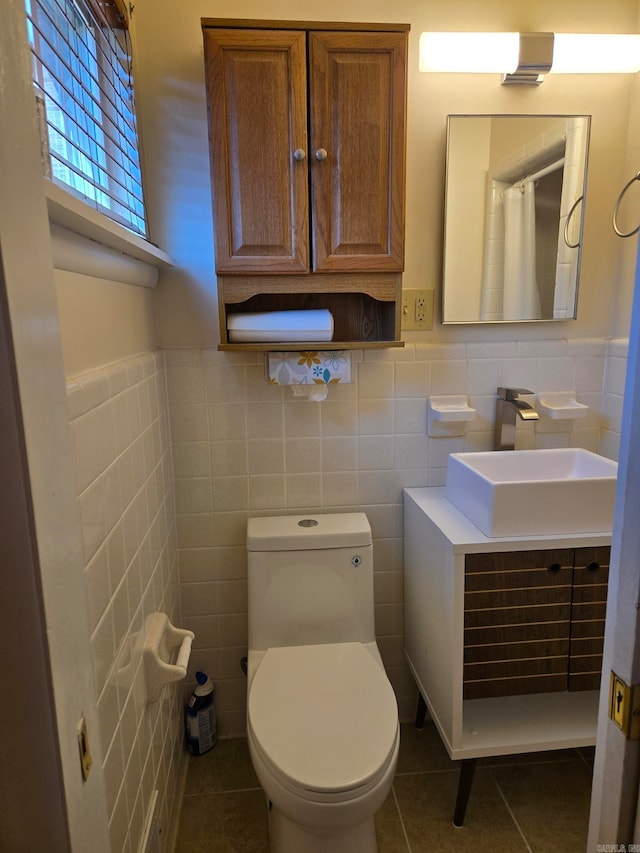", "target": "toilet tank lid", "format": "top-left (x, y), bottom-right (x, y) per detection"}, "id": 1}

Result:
top-left (247, 513), bottom-right (372, 551)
